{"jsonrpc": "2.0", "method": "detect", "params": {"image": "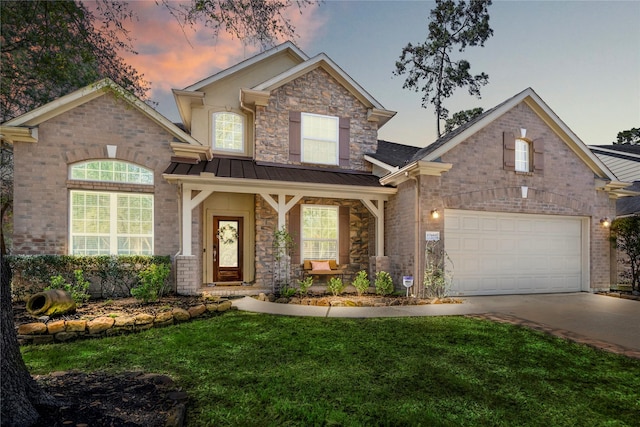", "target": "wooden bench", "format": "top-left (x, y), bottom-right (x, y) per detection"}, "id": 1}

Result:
top-left (303, 259), bottom-right (345, 280)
